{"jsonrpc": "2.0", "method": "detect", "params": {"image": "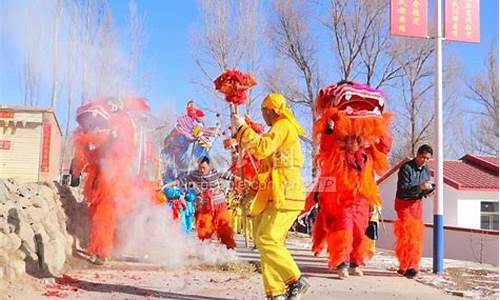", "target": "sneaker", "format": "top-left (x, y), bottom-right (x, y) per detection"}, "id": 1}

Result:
top-left (404, 268), bottom-right (418, 279)
top-left (288, 276), bottom-right (311, 300)
top-left (349, 267), bottom-right (363, 276)
top-left (271, 295), bottom-right (288, 300)
top-left (337, 268), bottom-right (349, 279)
top-left (397, 269), bottom-right (405, 276)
